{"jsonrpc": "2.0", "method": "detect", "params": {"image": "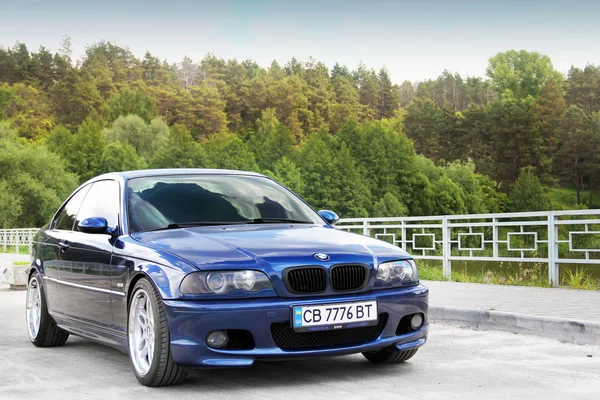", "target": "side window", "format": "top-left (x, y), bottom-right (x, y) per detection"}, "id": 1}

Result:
top-left (52, 185), bottom-right (91, 231)
top-left (75, 180), bottom-right (120, 231)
